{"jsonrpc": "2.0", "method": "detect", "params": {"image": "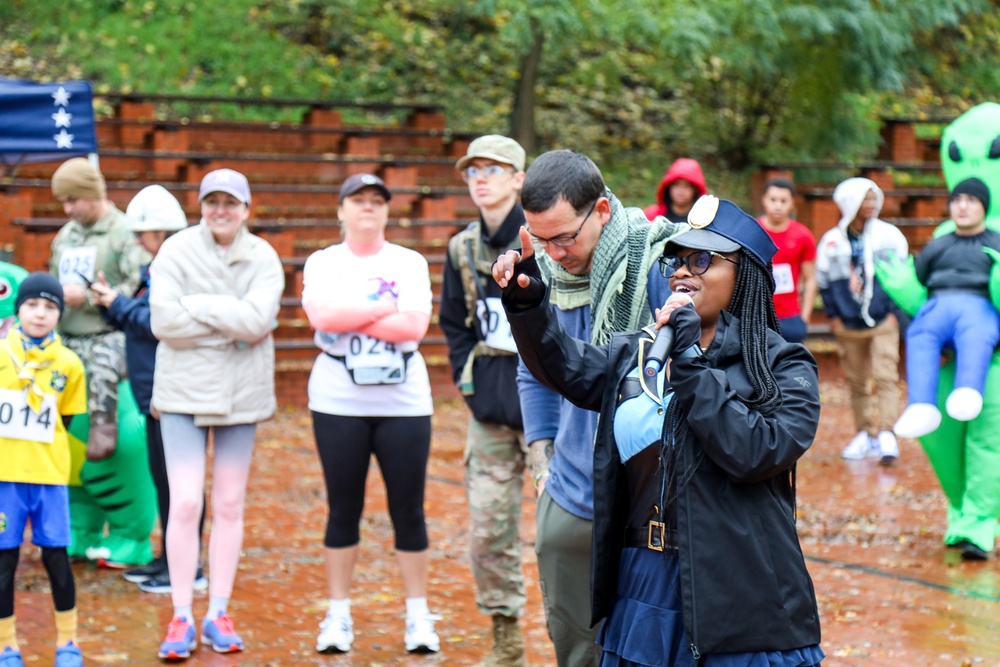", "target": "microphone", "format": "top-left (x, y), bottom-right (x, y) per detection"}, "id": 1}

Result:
top-left (644, 293), bottom-right (693, 377)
